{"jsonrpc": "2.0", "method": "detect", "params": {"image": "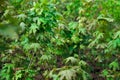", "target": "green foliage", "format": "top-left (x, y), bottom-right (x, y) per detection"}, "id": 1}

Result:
top-left (58, 68), bottom-right (77, 80)
top-left (0, 63), bottom-right (14, 80)
top-left (0, 0), bottom-right (120, 80)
